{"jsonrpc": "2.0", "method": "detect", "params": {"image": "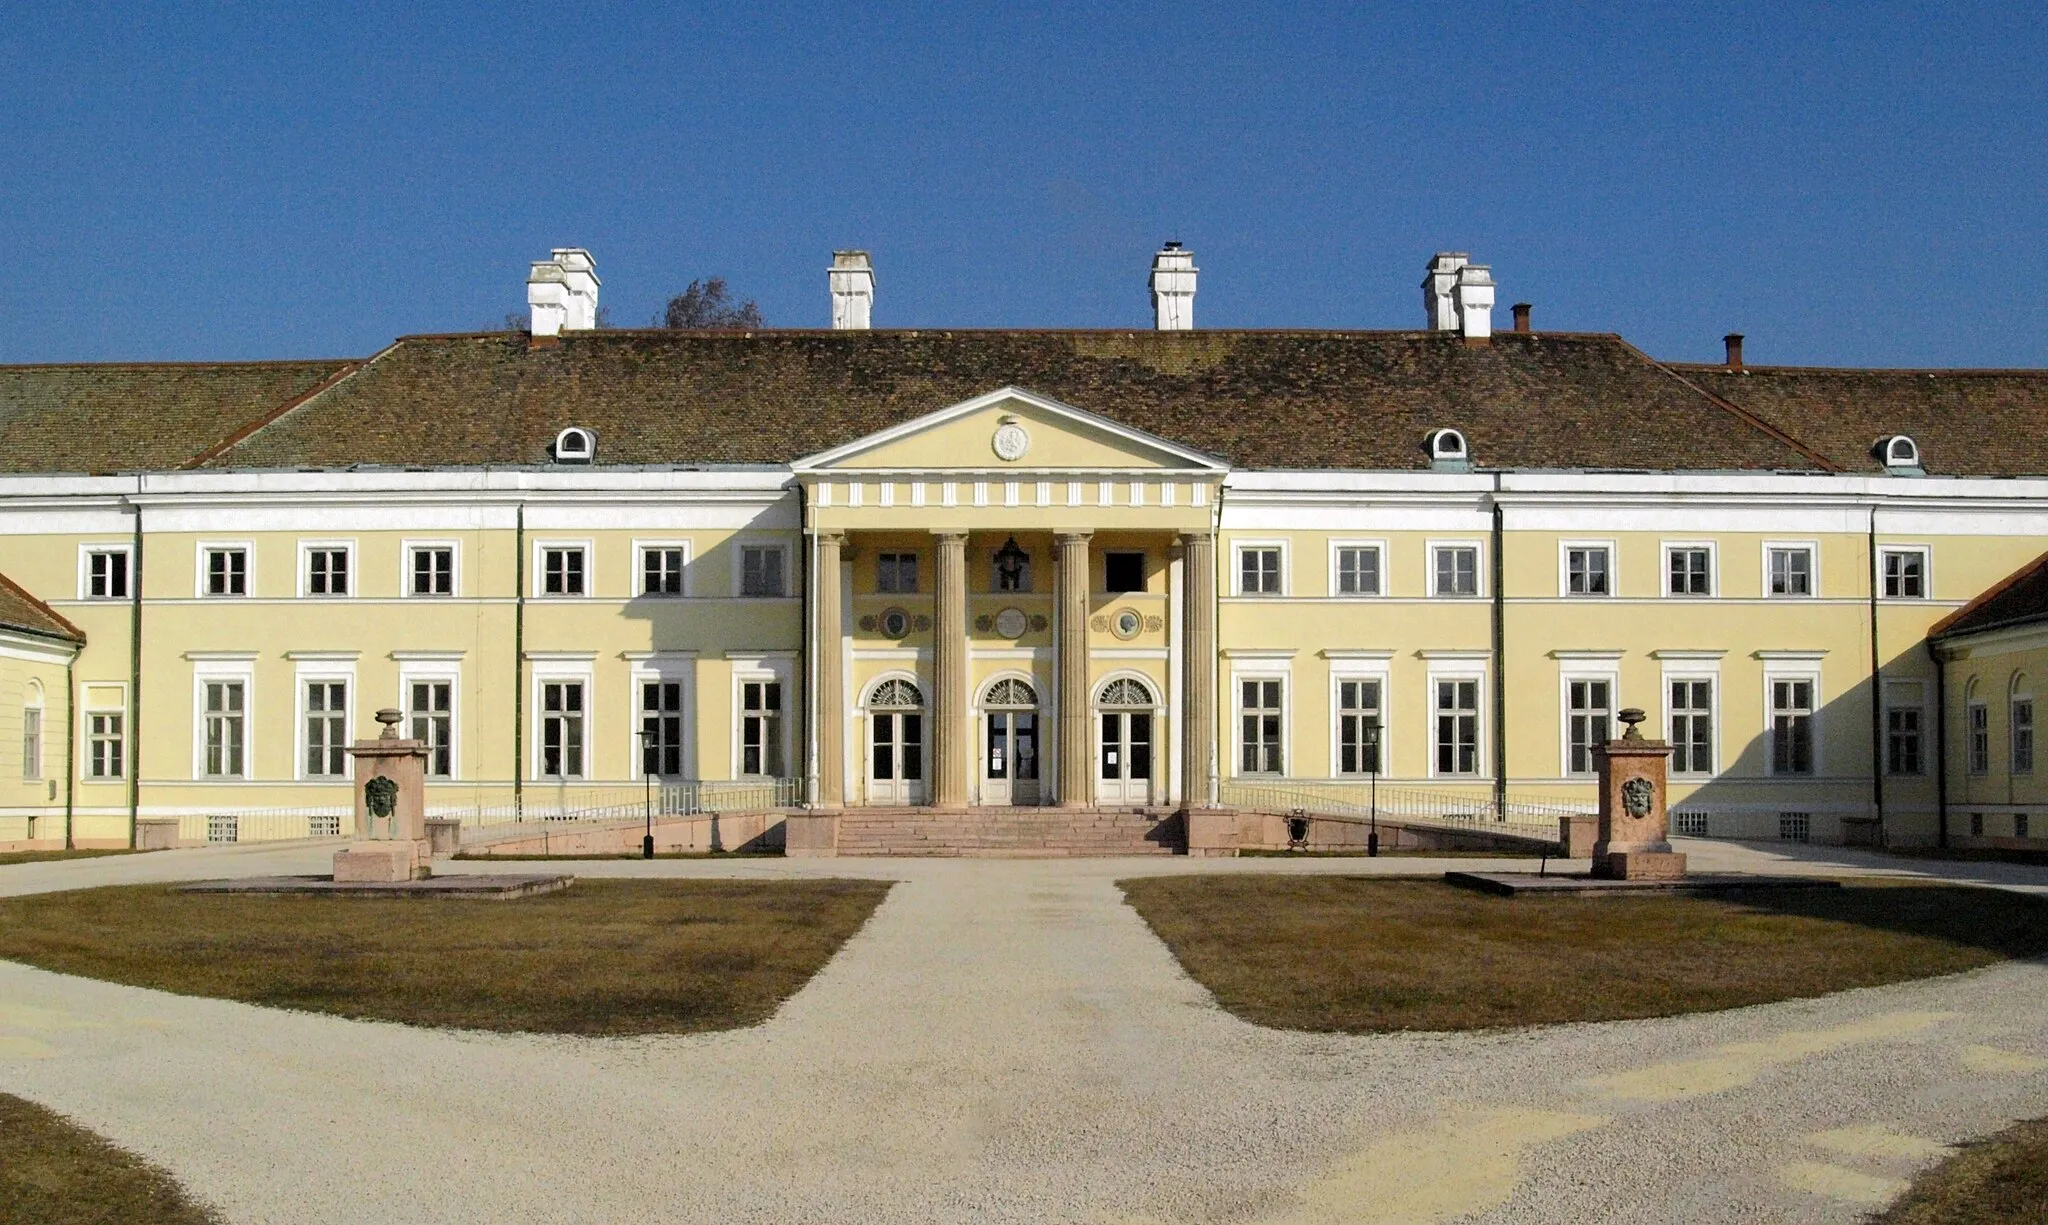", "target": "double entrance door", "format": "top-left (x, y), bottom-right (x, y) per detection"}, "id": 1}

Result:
top-left (868, 710), bottom-right (925, 804)
top-left (1097, 710), bottom-right (1153, 805)
top-left (981, 710), bottom-right (1040, 805)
